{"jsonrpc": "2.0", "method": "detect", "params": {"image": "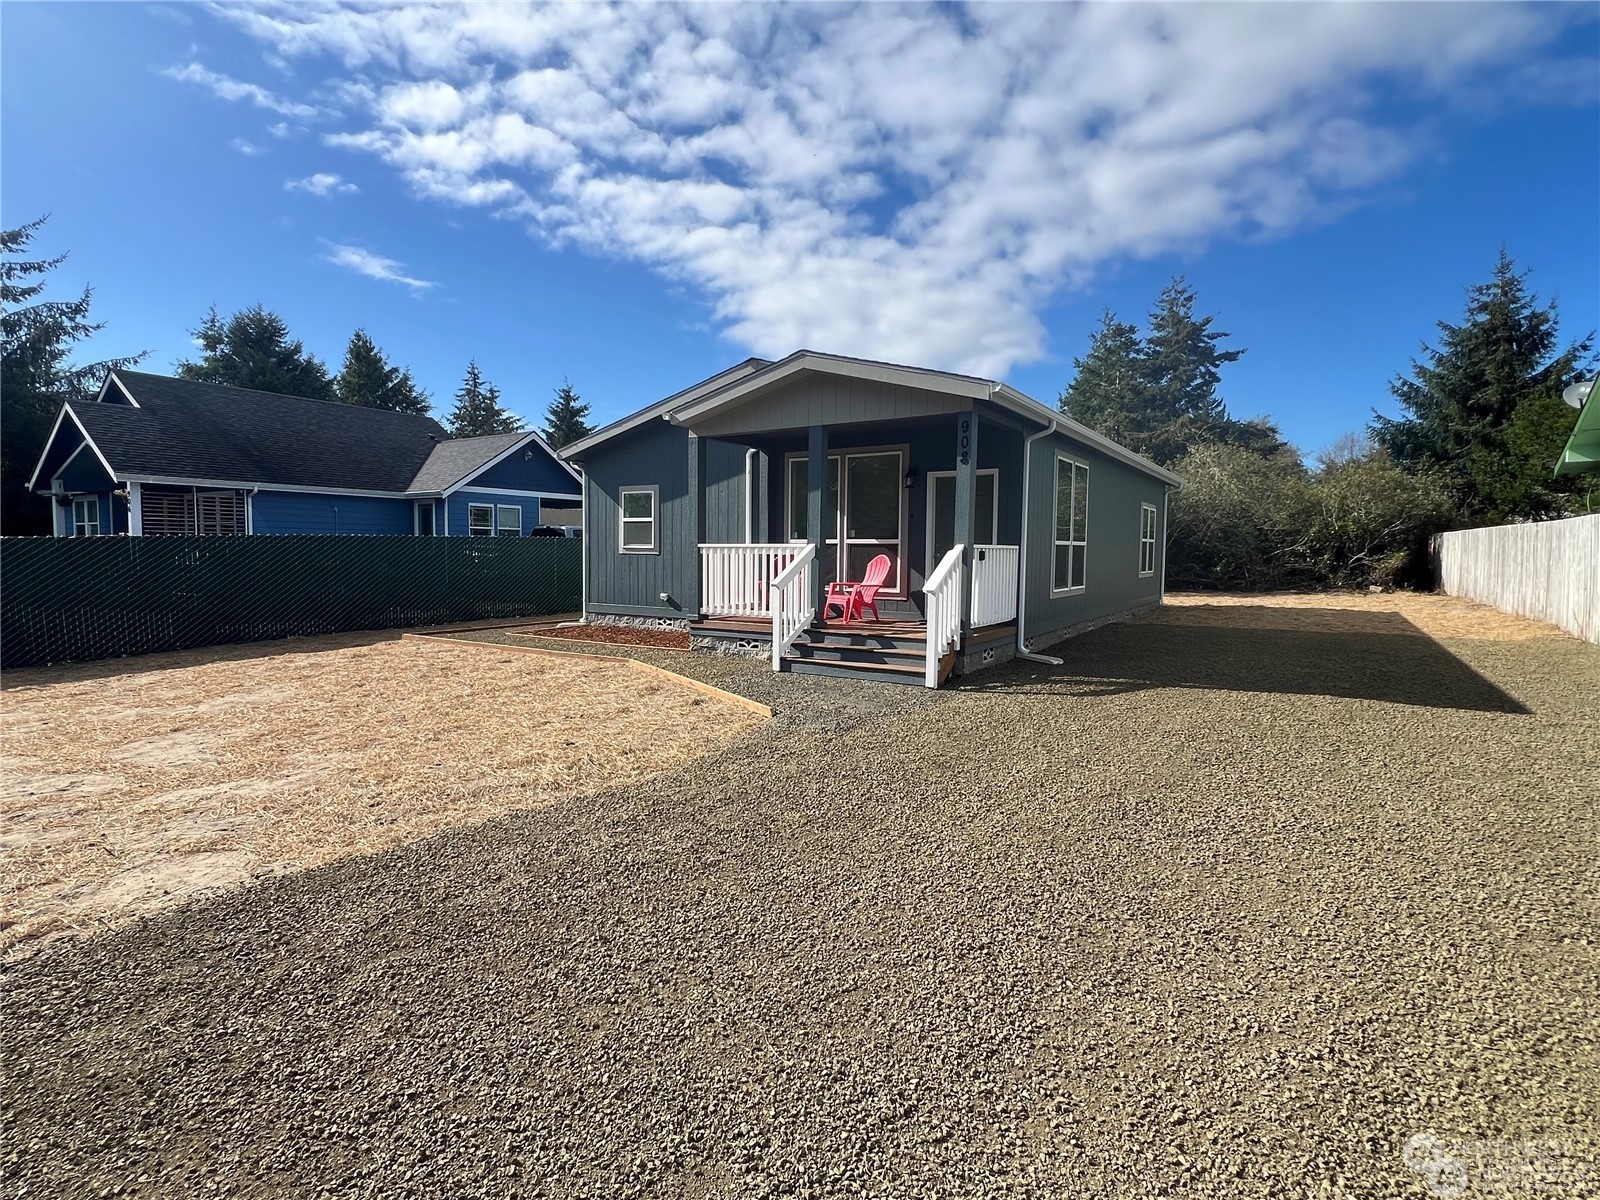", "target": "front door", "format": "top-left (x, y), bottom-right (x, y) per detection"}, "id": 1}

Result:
top-left (926, 469), bottom-right (997, 575)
